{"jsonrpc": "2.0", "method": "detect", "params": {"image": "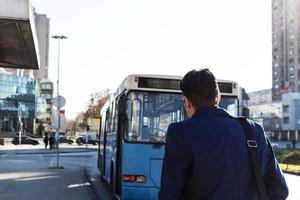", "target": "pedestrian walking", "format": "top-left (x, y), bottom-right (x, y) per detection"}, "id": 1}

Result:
top-left (292, 138), bottom-right (297, 149)
top-left (49, 133), bottom-right (54, 150)
top-left (43, 132), bottom-right (49, 149)
top-left (159, 69), bottom-right (288, 200)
